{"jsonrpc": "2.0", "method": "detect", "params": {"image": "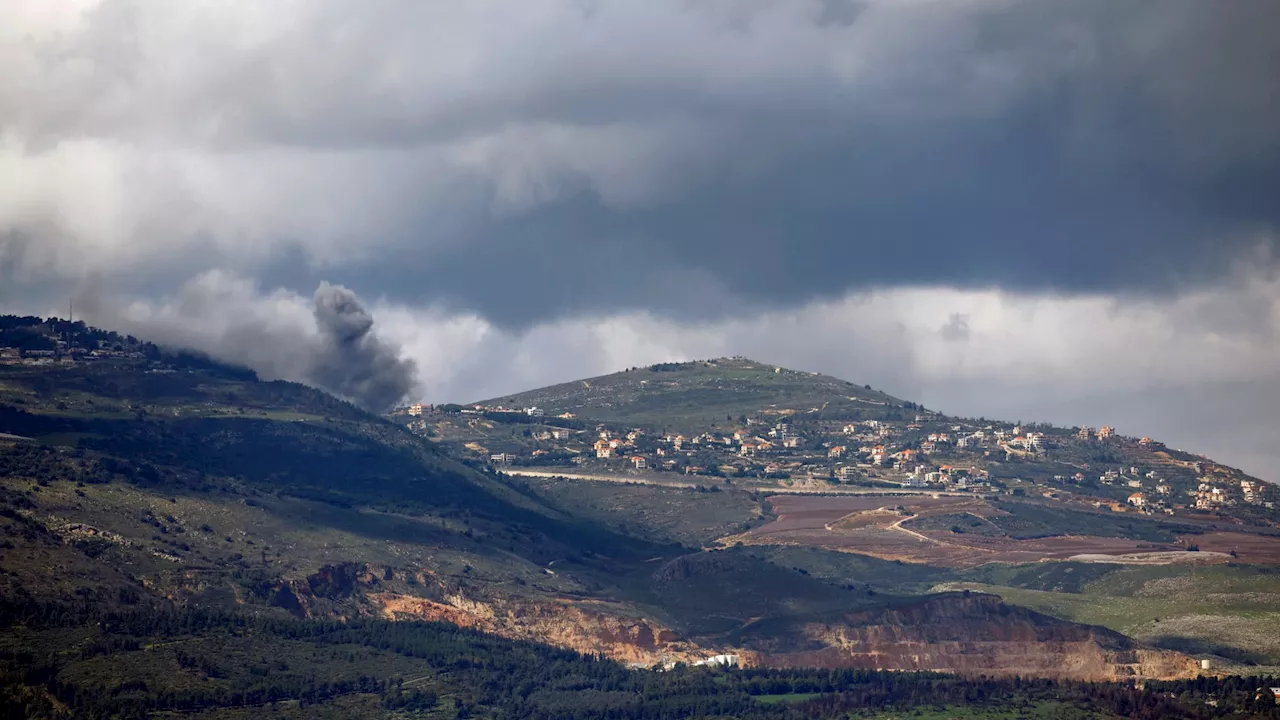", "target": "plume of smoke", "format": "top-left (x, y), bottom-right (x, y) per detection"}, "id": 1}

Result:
top-left (72, 273), bottom-right (418, 413)
top-left (308, 282), bottom-right (417, 412)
